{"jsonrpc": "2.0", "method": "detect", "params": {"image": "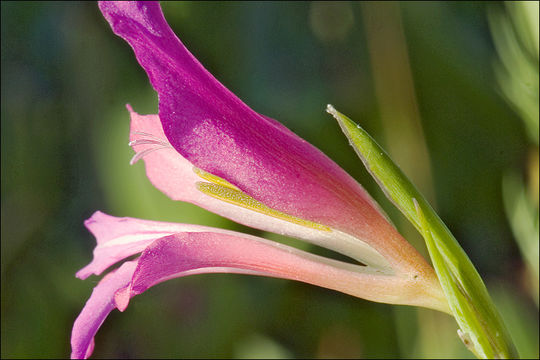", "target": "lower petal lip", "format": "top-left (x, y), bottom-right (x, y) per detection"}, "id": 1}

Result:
top-left (72, 212), bottom-right (449, 358)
